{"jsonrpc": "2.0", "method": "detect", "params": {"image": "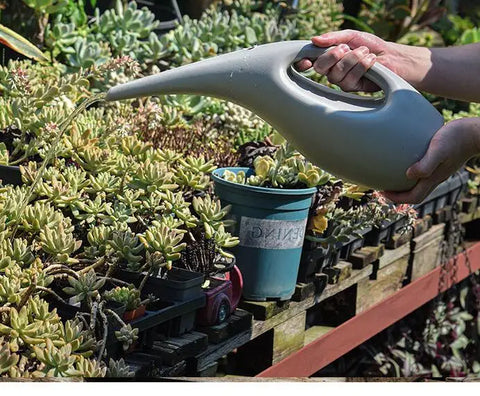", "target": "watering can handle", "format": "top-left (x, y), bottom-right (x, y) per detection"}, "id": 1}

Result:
top-left (290, 43), bottom-right (410, 101)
